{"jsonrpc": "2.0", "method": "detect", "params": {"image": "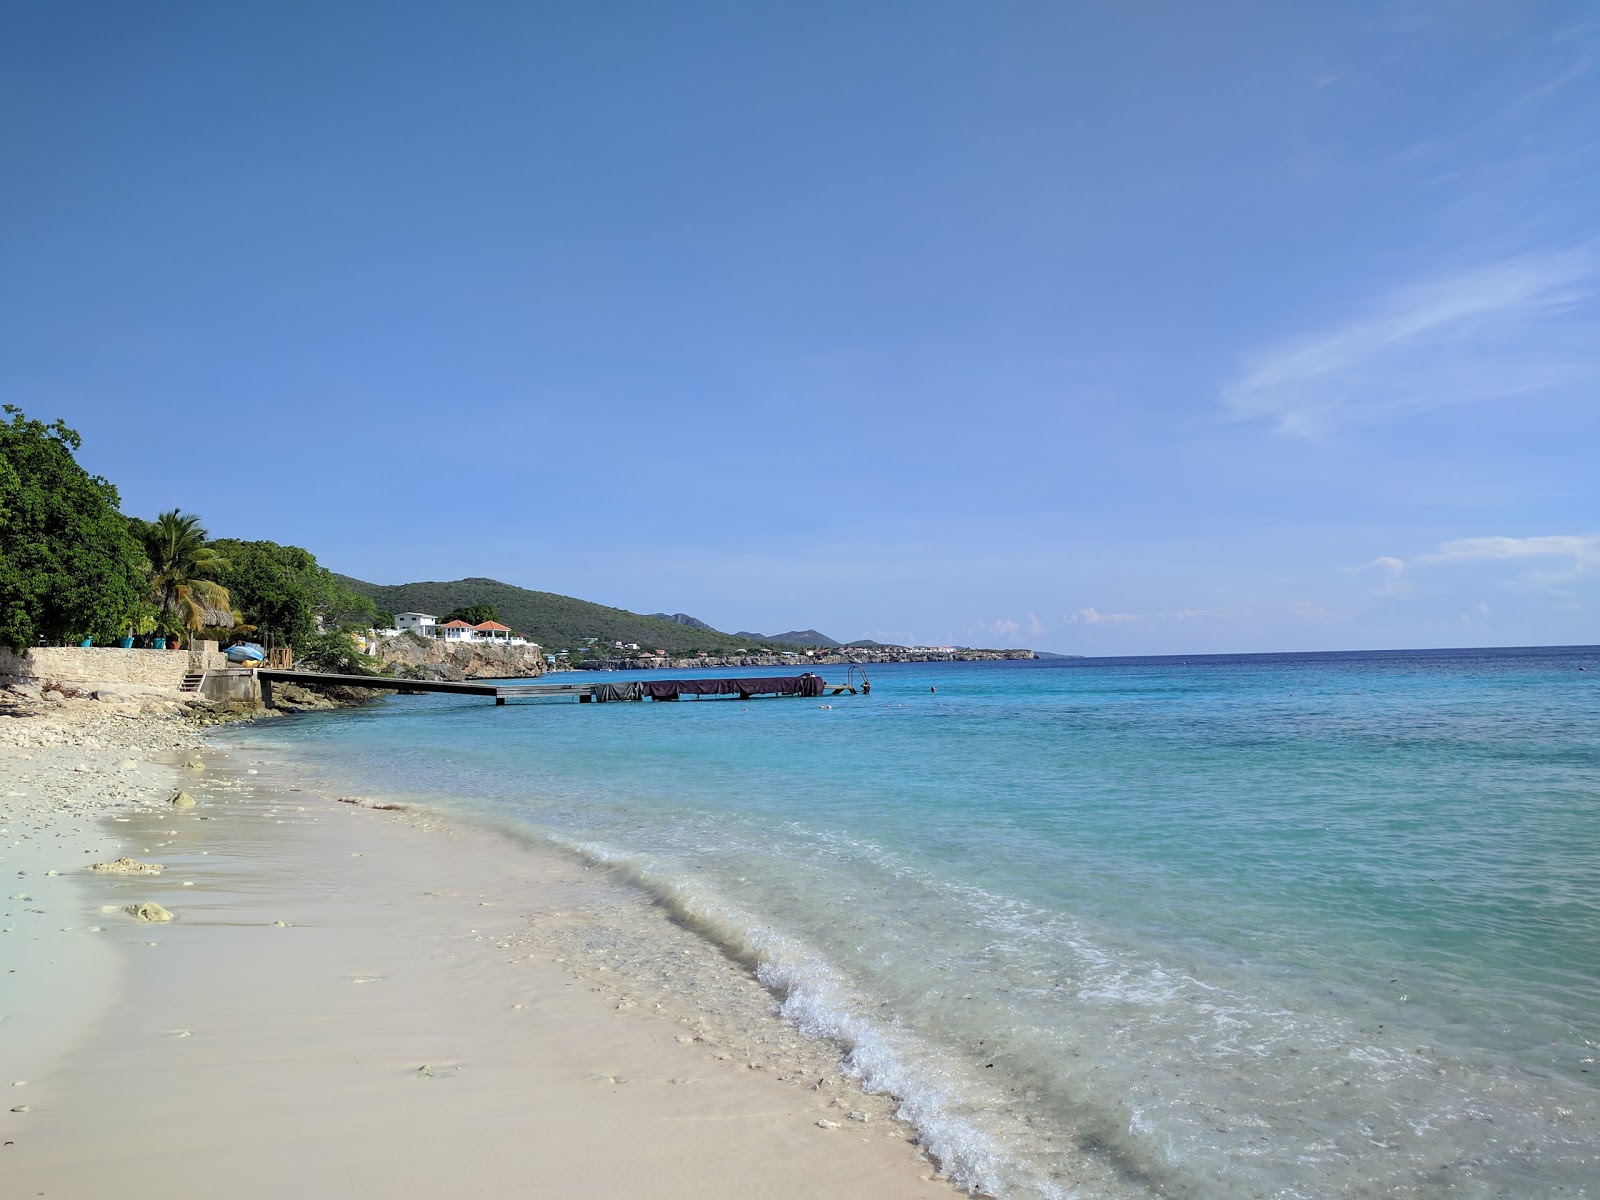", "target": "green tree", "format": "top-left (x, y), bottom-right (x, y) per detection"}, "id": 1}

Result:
top-left (0, 406), bottom-right (148, 649)
top-left (139, 511), bottom-right (234, 644)
top-left (295, 630), bottom-right (380, 675)
top-left (210, 538), bottom-right (374, 648)
top-left (440, 603), bottom-right (499, 626)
